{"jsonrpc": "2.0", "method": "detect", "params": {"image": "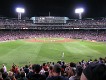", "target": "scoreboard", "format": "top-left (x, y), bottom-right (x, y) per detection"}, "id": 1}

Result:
top-left (31, 16), bottom-right (69, 23)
